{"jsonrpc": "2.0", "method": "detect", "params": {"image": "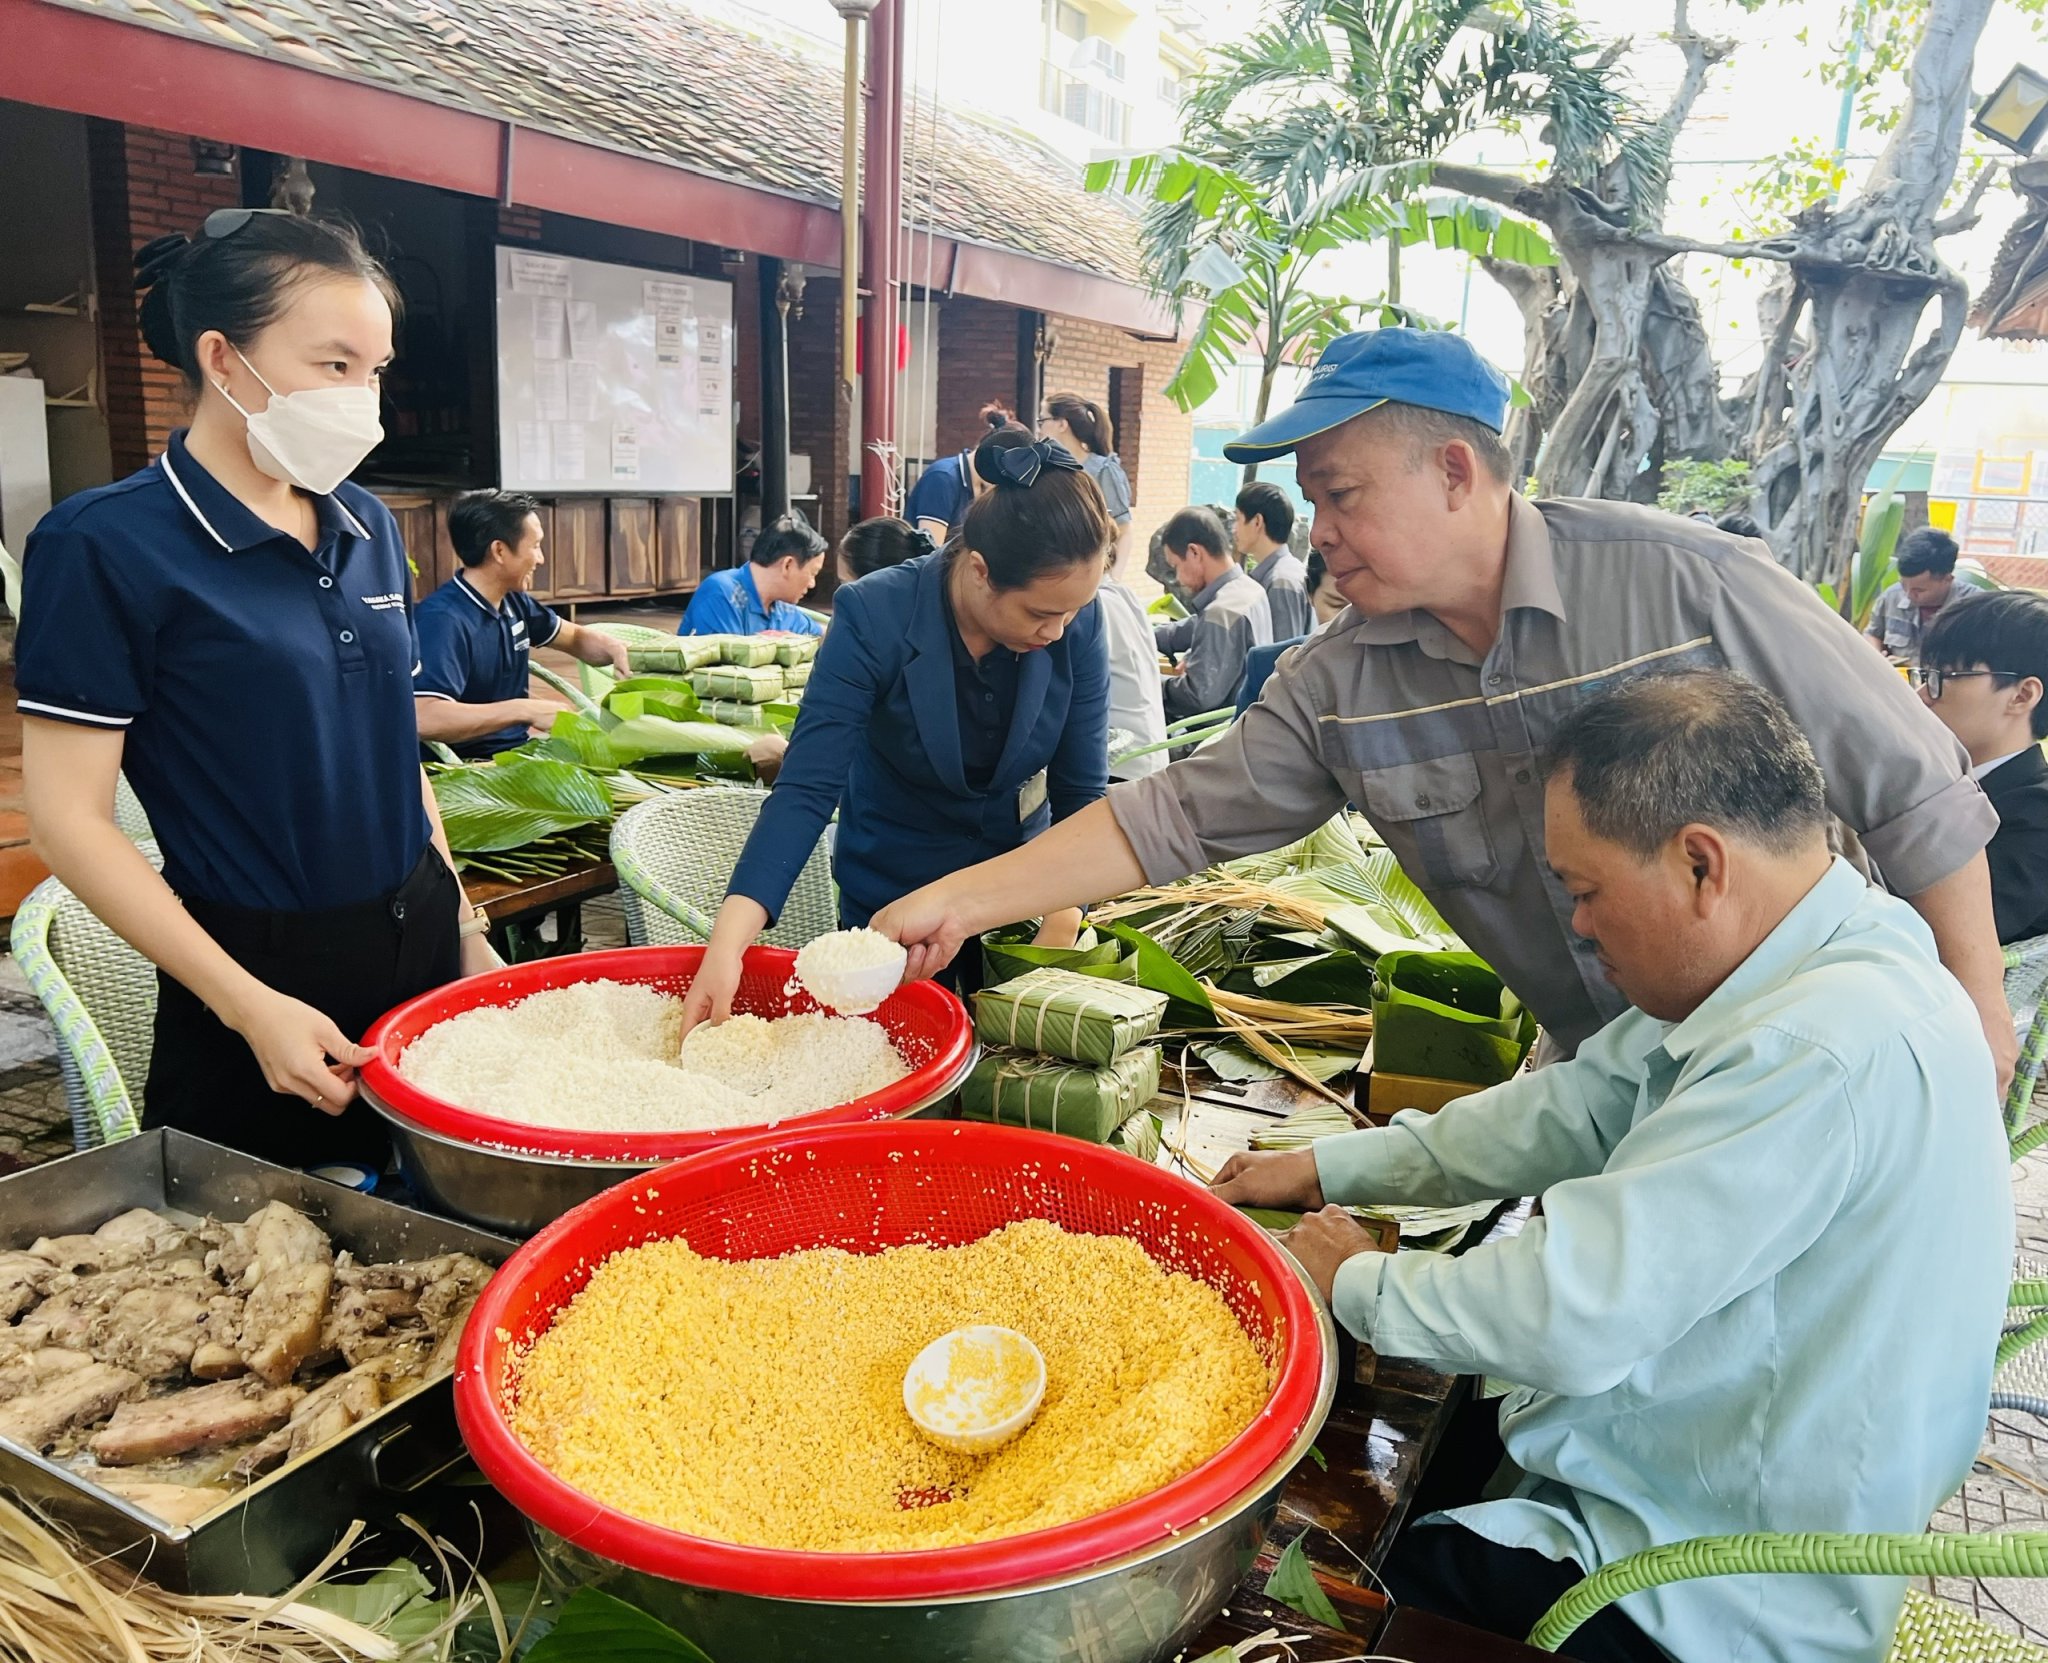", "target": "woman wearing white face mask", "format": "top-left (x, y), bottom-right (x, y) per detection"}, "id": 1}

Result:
top-left (16, 208), bottom-right (490, 1168)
